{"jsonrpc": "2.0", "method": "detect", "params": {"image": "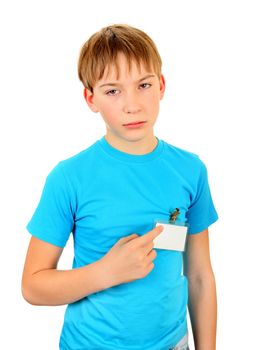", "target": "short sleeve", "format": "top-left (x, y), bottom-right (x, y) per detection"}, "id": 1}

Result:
top-left (26, 162), bottom-right (75, 247)
top-left (186, 160), bottom-right (218, 234)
